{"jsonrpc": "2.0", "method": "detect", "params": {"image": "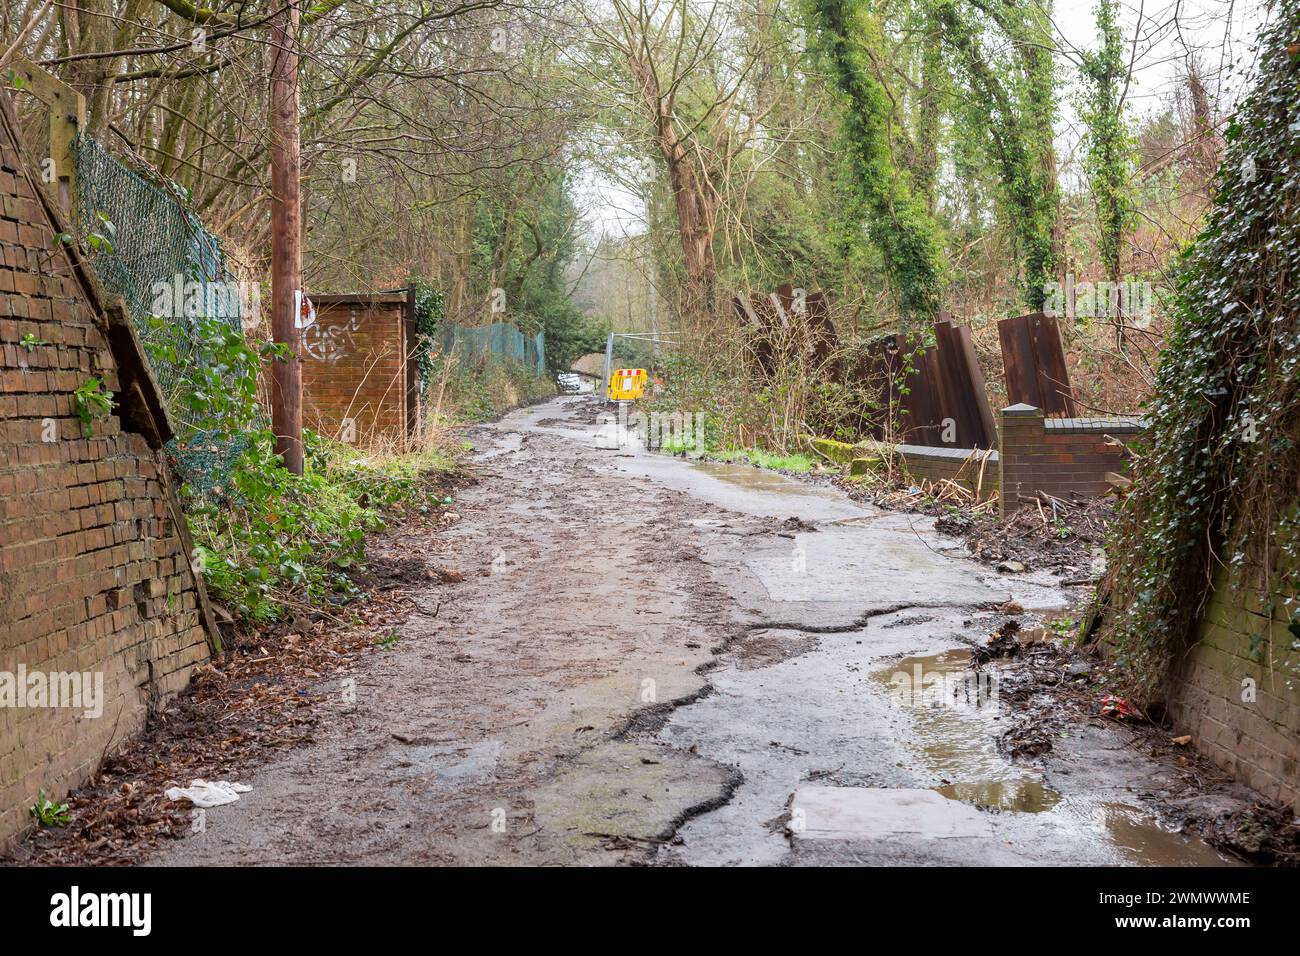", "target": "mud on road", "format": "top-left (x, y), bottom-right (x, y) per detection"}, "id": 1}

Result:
top-left (142, 396), bottom-right (1238, 866)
